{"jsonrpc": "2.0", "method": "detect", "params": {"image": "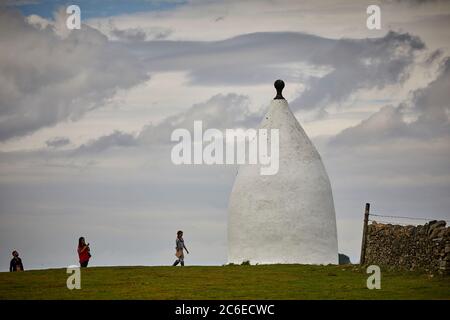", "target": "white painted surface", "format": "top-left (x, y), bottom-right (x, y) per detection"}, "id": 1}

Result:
top-left (228, 99), bottom-right (338, 264)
